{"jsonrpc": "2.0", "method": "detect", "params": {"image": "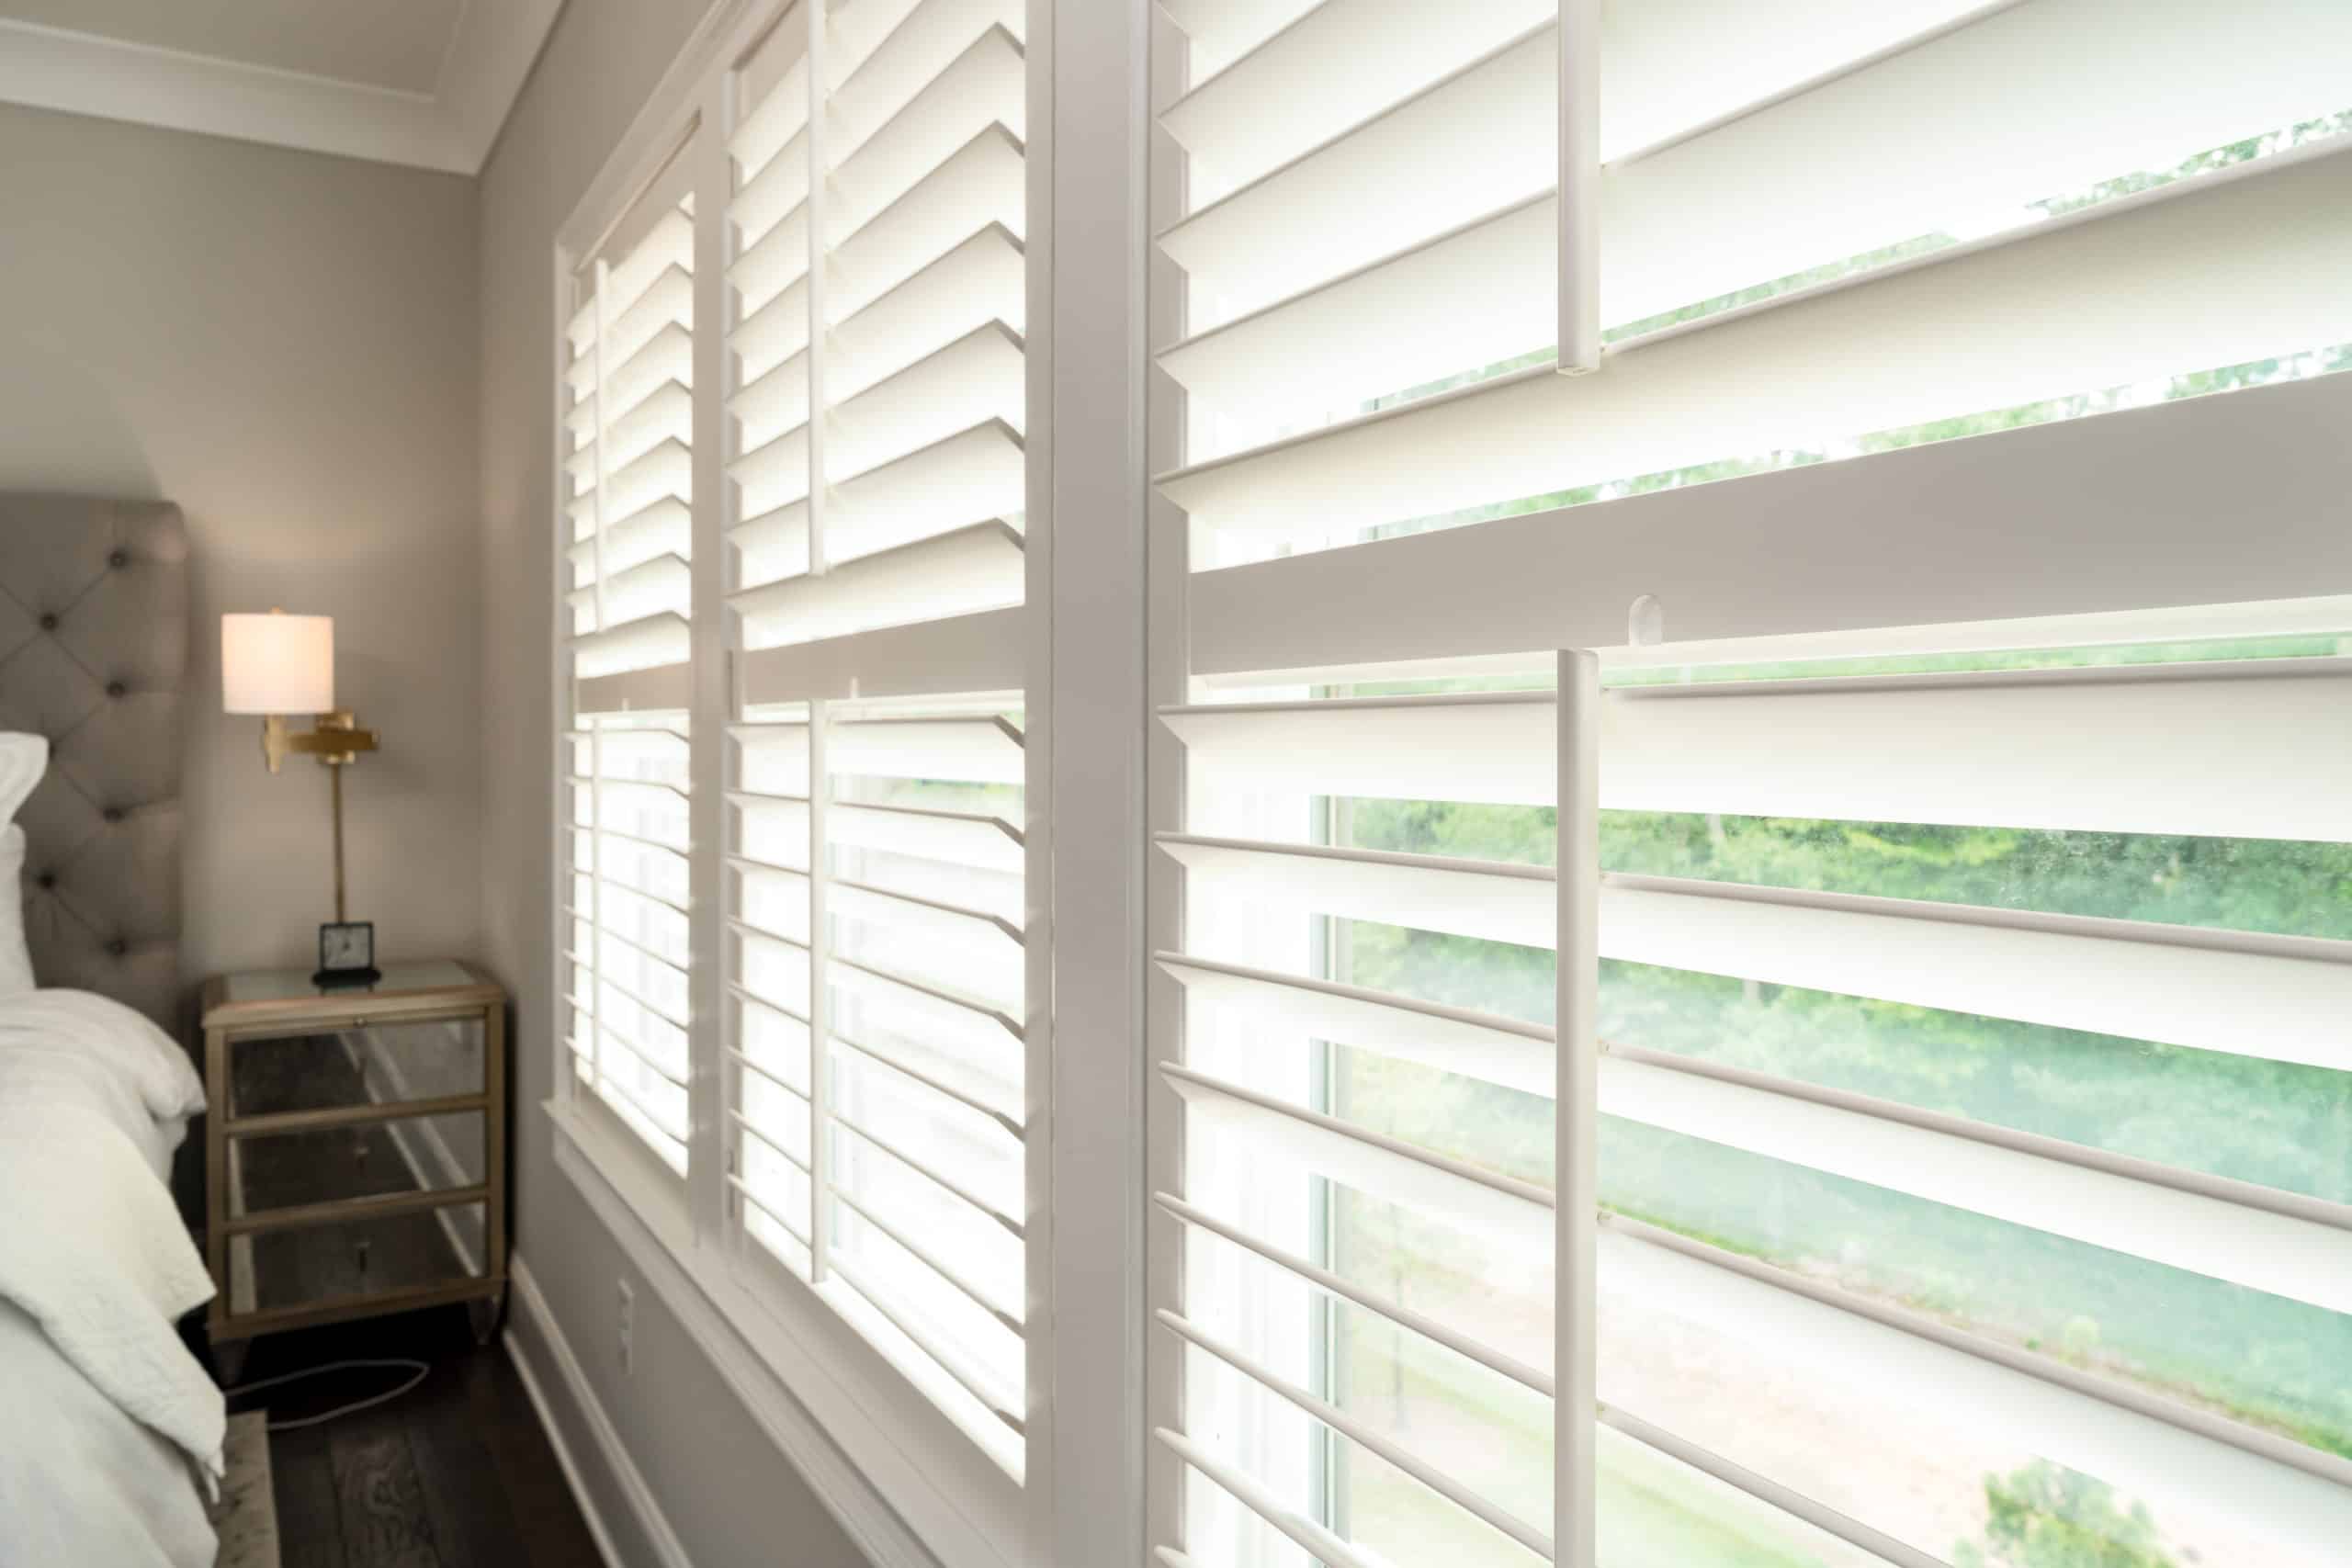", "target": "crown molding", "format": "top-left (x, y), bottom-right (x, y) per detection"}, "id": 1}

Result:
top-left (434, 0), bottom-right (566, 172)
top-left (0, 0), bottom-right (562, 175)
